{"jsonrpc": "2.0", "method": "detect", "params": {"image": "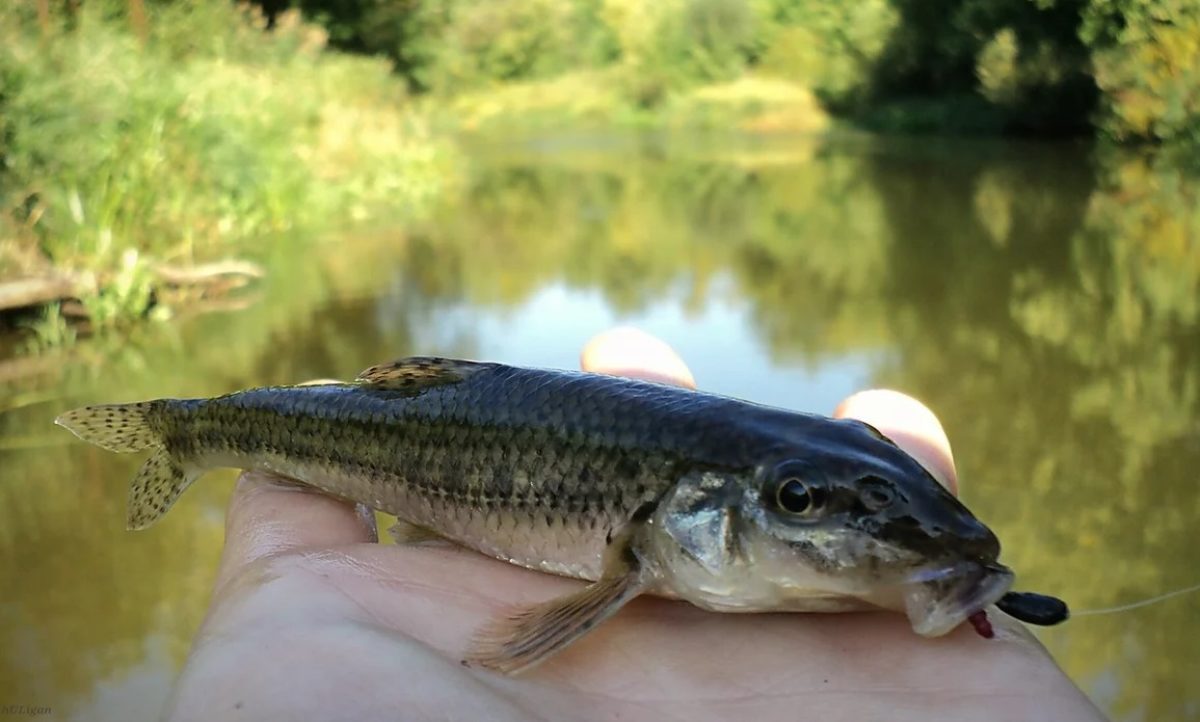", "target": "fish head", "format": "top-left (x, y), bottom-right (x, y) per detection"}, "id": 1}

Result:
top-left (653, 417), bottom-right (1012, 636)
